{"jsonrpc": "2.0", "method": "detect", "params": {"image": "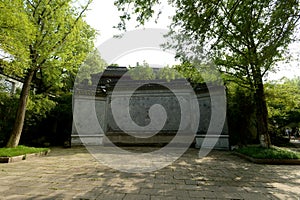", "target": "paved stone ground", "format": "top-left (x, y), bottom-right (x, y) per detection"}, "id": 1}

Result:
top-left (0, 146), bottom-right (299, 200)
